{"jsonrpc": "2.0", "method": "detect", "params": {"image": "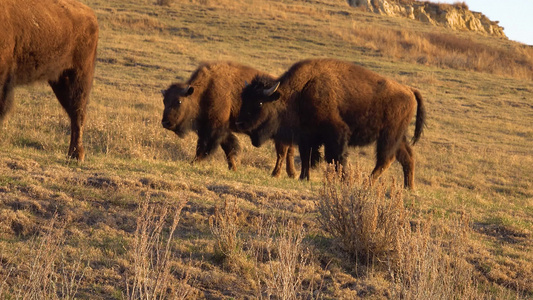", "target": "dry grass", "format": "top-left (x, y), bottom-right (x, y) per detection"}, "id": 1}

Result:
top-left (0, 0), bottom-right (531, 298)
top-left (0, 215), bottom-right (88, 299)
top-left (250, 215), bottom-right (315, 299)
top-left (333, 24), bottom-right (533, 79)
top-left (155, 0), bottom-right (173, 6)
top-left (390, 215), bottom-right (483, 299)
